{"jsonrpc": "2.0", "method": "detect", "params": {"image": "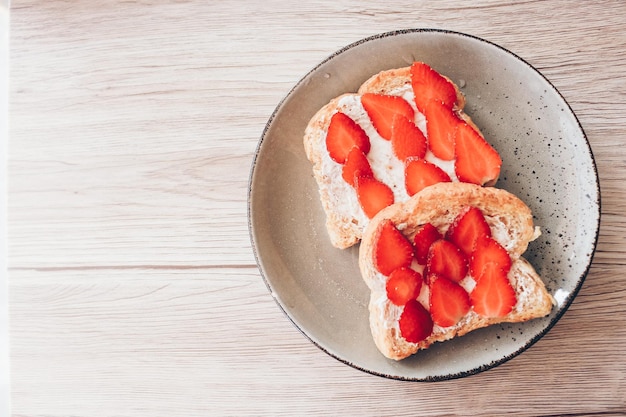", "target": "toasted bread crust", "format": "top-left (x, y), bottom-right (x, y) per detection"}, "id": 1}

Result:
top-left (359, 183), bottom-right (554, 360)
top-left (303, 64), bottom-right (488, 249)
top-left (303, 94), bottom-right (366, 249)
top-left (357, 66), bottom-right (466, 111)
